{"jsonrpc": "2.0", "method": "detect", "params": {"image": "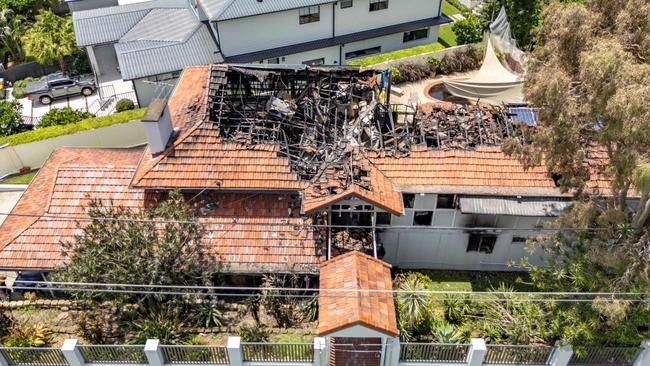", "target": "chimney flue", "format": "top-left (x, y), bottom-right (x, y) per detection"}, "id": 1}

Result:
top-left (141, 97), bottom-right (175, 155)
